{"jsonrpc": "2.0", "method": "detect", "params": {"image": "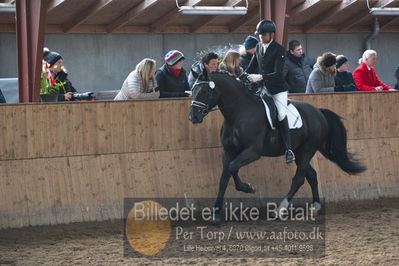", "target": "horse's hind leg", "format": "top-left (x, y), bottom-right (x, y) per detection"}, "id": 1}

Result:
top-left (305, 166), bottom-right (321, 212)
top-left (279, 149), bottom-right (316, 210)
top-left (279, 168), bottom-right (306, 210)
